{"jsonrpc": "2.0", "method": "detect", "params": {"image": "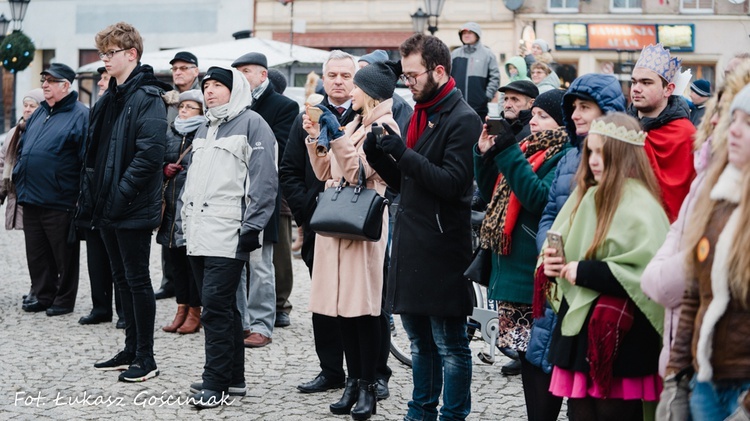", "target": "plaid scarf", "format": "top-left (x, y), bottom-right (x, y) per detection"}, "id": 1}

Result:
top-left (479, 127), bottom-right (568, 254)
top-left (587, 295), bottom-right (634, 396)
